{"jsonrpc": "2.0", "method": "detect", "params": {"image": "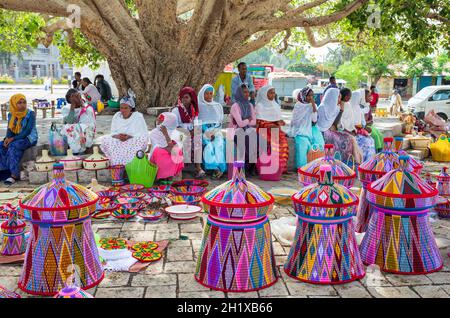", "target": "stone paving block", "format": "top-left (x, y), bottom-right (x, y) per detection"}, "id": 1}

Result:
top-left (179, 231), bottom-right (203, 240)
top-left (77, 169), bottom-right (96, 184)
top-left (132, 273), bottom-right (177, 286)
top-left (121, 221), bottom-right (146, 231)
top-left (170, 239), bottom-right (192, 248)
top-left (272, 241), bottom-right (287, 256)
top-left (145, 222), bottom-right (179, 231)
top-left (0, 265), bottom-right (22, 276)
top-left (227, 292), bottom-right (259, 298)
top-left (99, 272), bottom-right (131, 288)
top-left (412, 285), bottom-right (450, 298)
top-left (96, 169), bottom-right (112, 183)
top-left (144, 259), bottom-right (164, 275)
top-left (285, 281), bottom-right (338, 297)
top-left (96, 228), bottom-right (122, 238)
top-left (307, 295), bottom-right (341, 298)
top-left (178, 291), bottom-right (226, 298)
top-left (167, 246), bottom-right (194, 262)
top-left (180, 223), bottom-right (203, 233)
top-left (95, 287), bottom-right (145, 298)
top-left (333, 281), bottom-right (372, 298)
top-left (0, 276), bottom-right (19, 291)
top-left (367, 286), bottom-right (419, 298)
top-left (92, 221), bottom-right (123, 230)
top-left (164, 261), bottom-right (196, 274)
top-left (275, 256), bottom-right (287, 266)
top-left (440, 284), bottom-right (450, 295)
top-left (386, 274), bottom-right (433, 286)
top-left (258, 281), bottom-right (290, 297)
top-left (426, 272), bottom-right (450, 284)
top-left (29, 171), bottom-right (48, 184)
top-left (178, 273), bottom-right (207, 292)
top-left (120, 230), bottom-right (156, 241)
top-left (145, 285), bottom-right (177, 298)
top-left (360, 266), bottom-right (392, 287)
top-left (155, 229), bottom-right (180, 241)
